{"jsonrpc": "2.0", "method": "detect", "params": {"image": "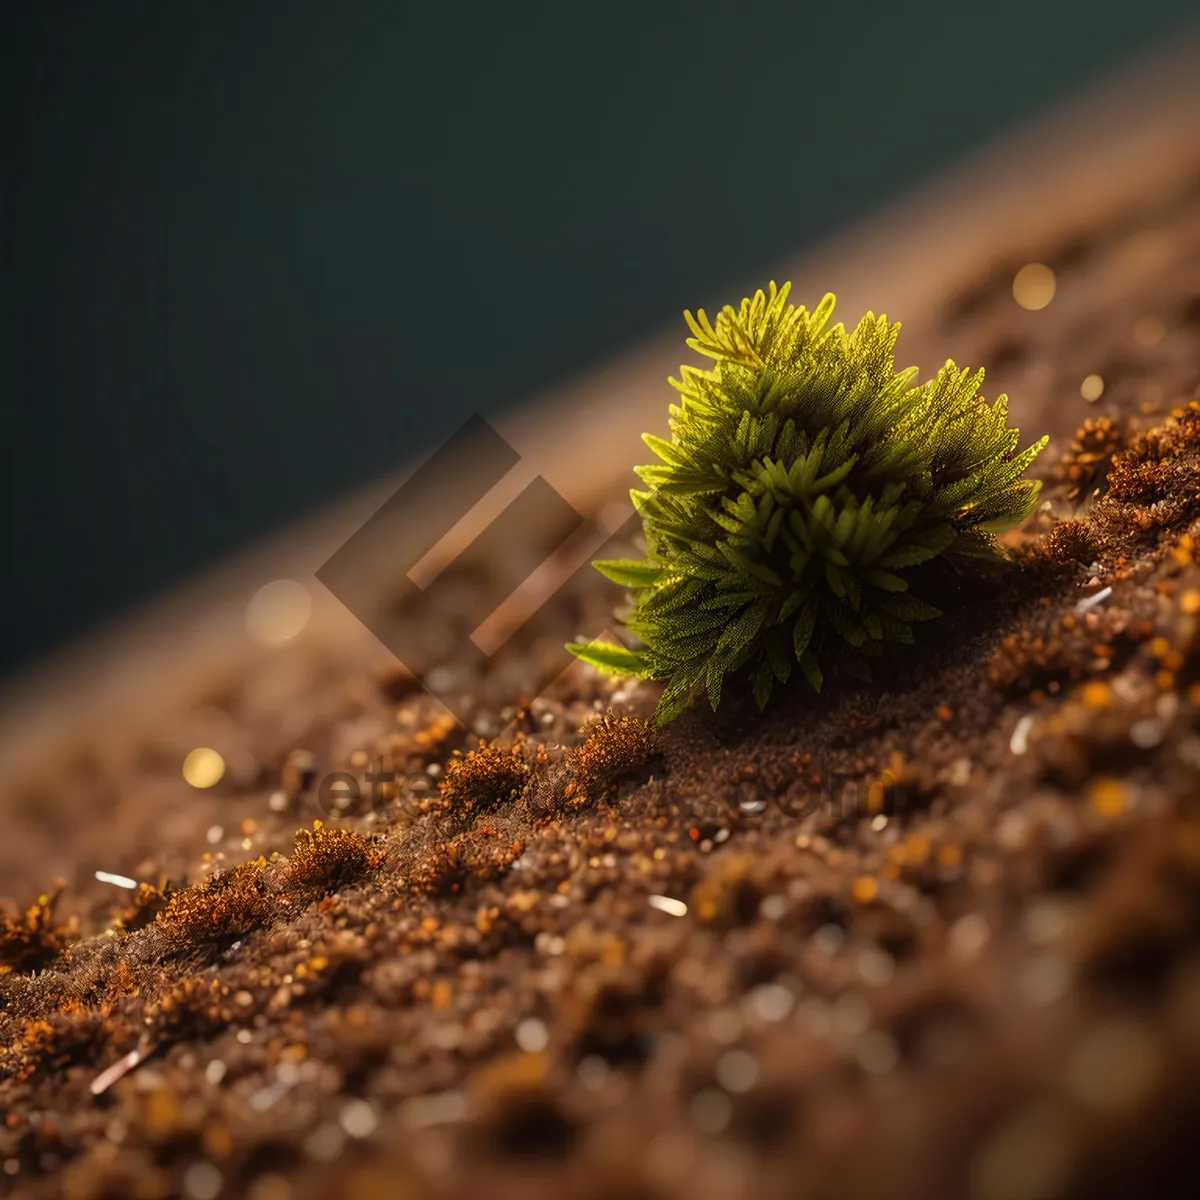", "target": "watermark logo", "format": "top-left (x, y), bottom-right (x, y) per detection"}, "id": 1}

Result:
top-left (316, 414), bottom-right (640, 724)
